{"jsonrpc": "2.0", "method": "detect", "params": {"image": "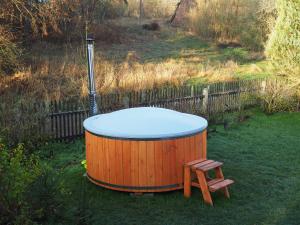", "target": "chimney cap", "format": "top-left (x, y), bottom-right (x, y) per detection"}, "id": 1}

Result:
top-left (86, 38), bottom-right (94, 42)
